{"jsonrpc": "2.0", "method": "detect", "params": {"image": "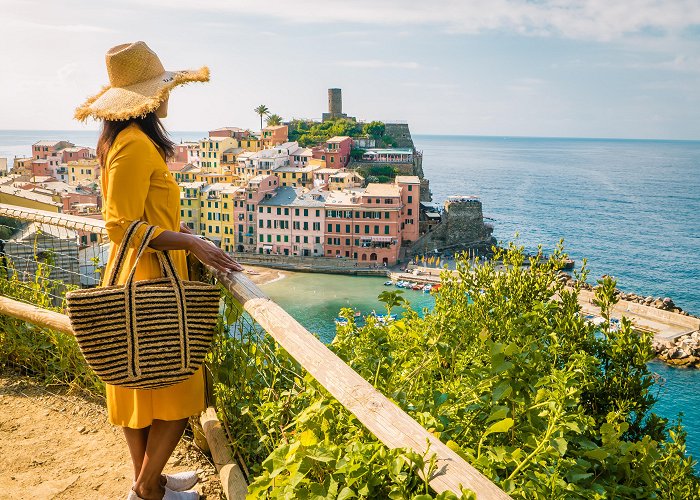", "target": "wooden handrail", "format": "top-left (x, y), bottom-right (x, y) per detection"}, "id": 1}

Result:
top-left (0, 204), bottom-right (511, 499)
